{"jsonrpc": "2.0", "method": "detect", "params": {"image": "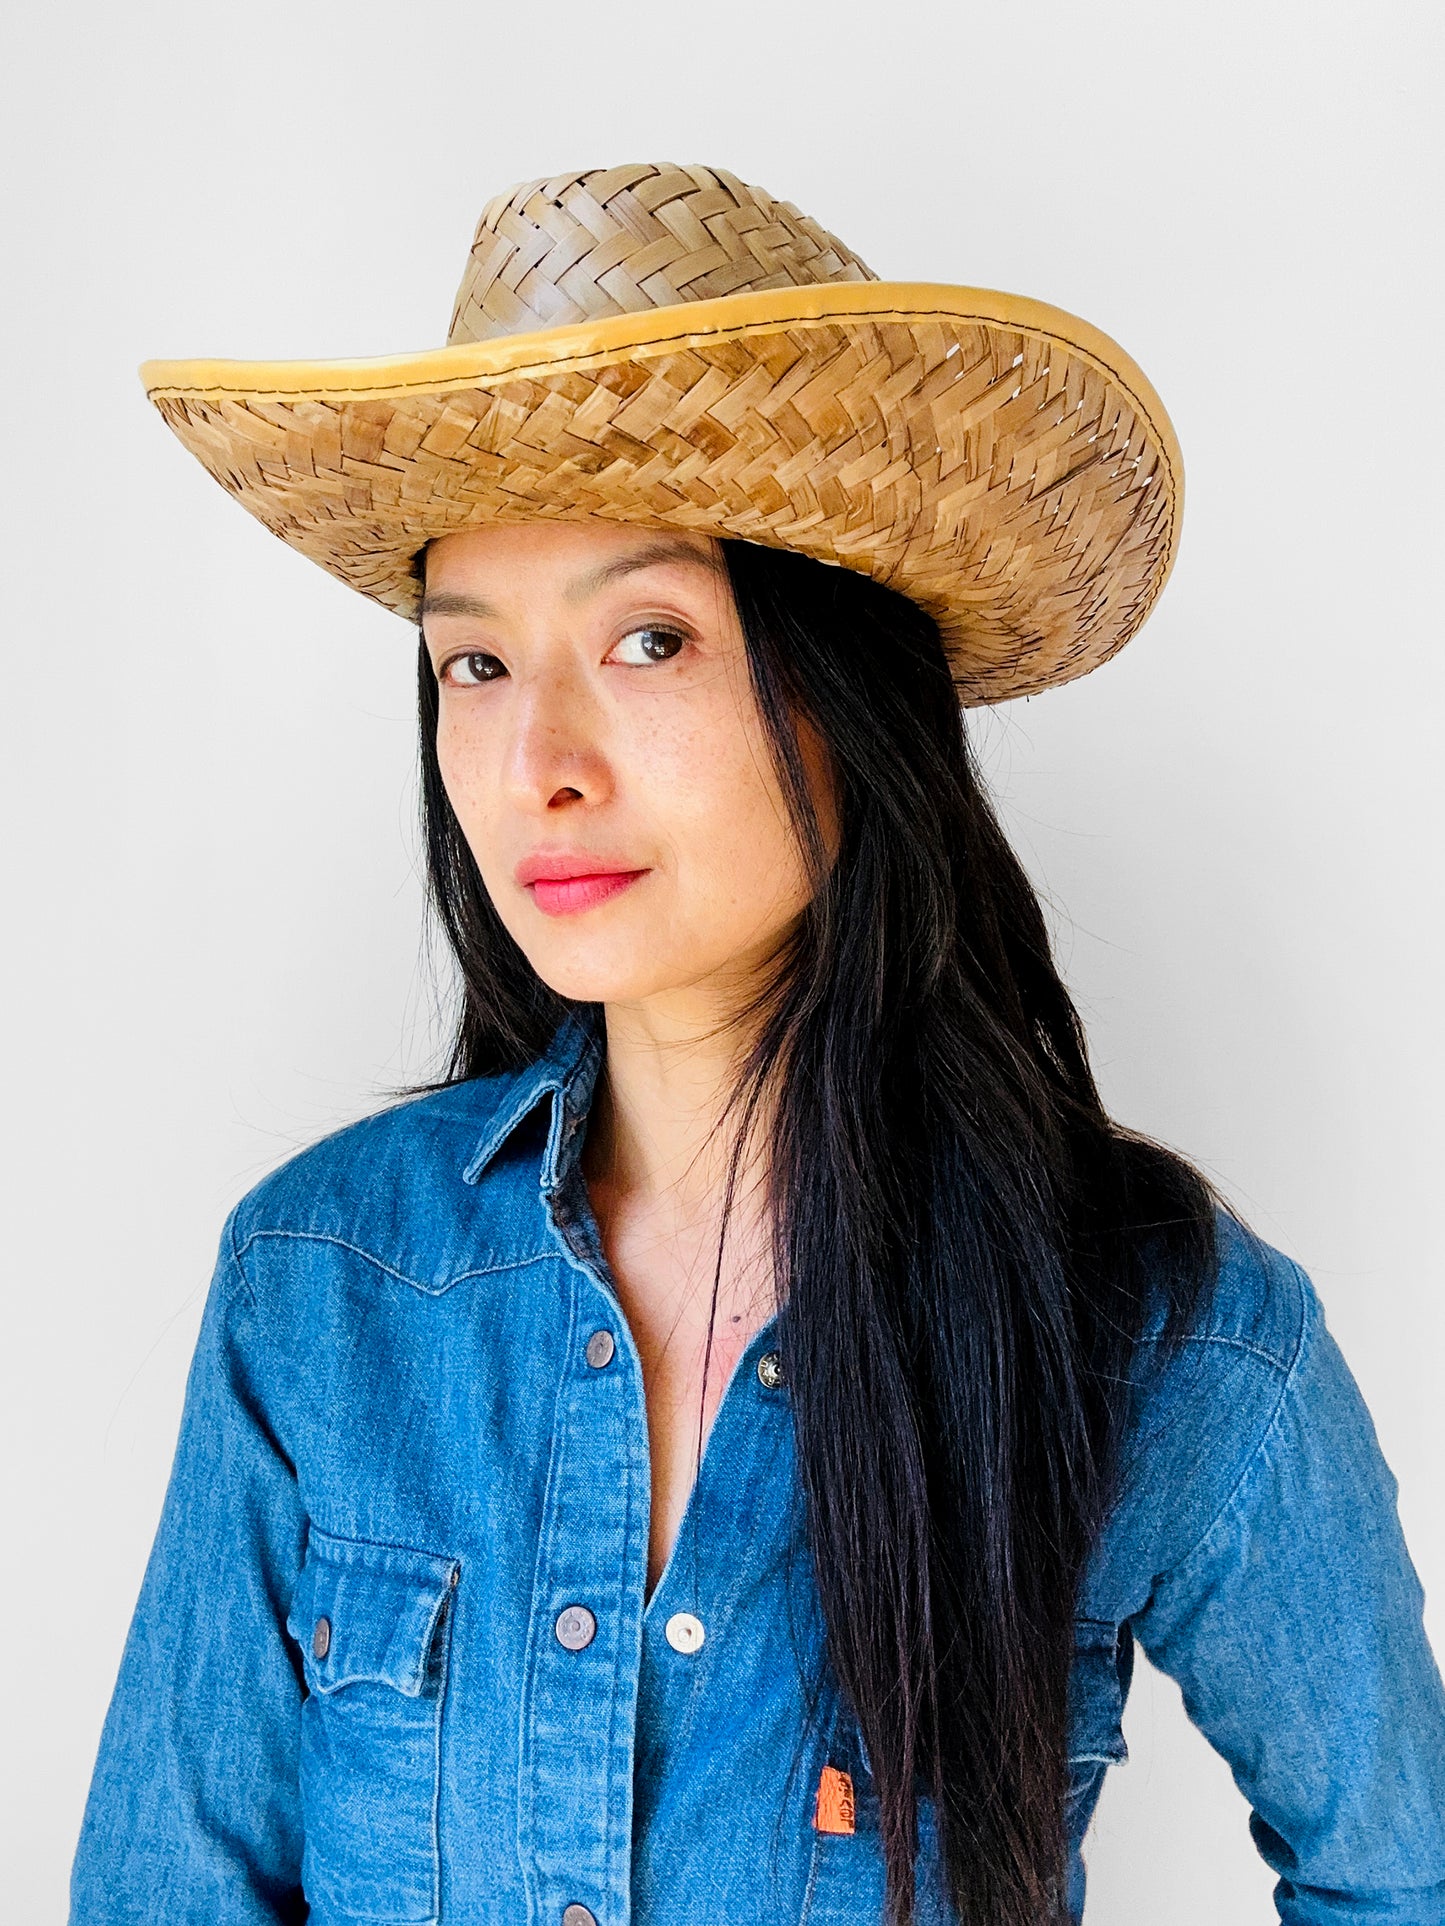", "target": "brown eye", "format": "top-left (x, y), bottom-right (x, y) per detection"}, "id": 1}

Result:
top-left (609, 626), bottom-right (687, 666)
top-left (441, 651), bottom-right (505, 686)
